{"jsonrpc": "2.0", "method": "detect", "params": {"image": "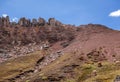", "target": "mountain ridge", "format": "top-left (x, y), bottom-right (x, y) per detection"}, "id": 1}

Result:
top-left (0, 16), bottom-right (120, 82)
